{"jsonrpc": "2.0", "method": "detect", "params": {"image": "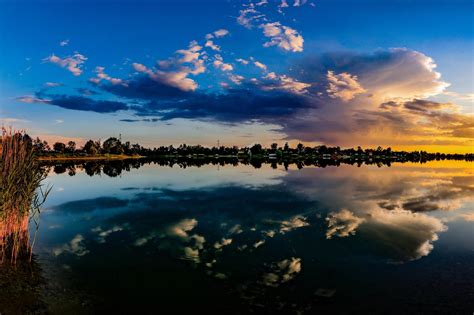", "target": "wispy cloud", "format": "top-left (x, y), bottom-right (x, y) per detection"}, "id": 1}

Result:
top-left (43, 53), bottom-right (87, 76)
